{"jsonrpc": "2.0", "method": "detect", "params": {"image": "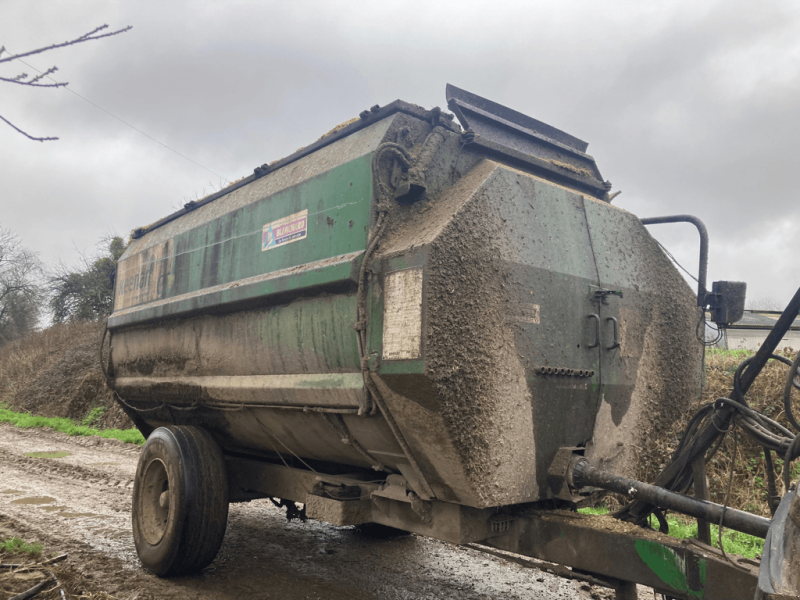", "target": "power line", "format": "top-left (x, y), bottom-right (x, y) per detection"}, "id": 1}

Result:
top-left (11, 53), bottom-right (229, 183)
